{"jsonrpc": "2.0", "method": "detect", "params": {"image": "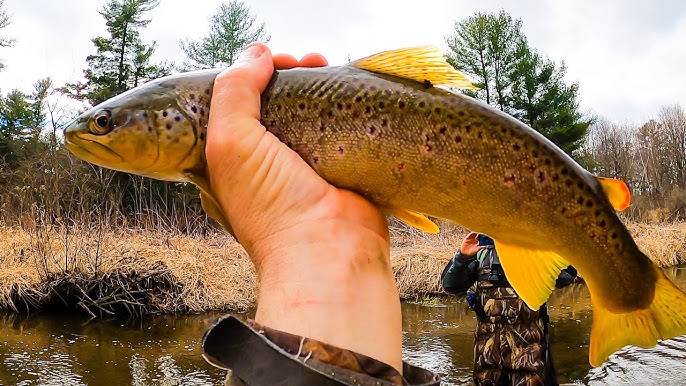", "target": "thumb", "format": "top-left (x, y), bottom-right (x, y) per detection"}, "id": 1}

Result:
top-left (206, 42), bottom-right (275, 170)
